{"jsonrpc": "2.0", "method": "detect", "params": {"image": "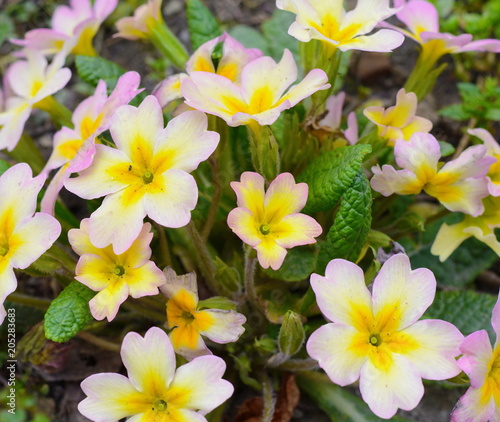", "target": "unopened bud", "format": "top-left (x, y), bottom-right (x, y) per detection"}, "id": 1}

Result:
top-left (278, 310), bottom-right (305, 358)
